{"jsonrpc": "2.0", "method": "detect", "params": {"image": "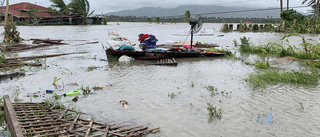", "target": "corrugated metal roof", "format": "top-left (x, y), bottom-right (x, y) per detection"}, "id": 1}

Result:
top-left (0, 9), bottom-right (31, 18)
top-left (1, 2), bottom-right (49, 11)
top-left (0, 2), bottom-right (70, 18)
